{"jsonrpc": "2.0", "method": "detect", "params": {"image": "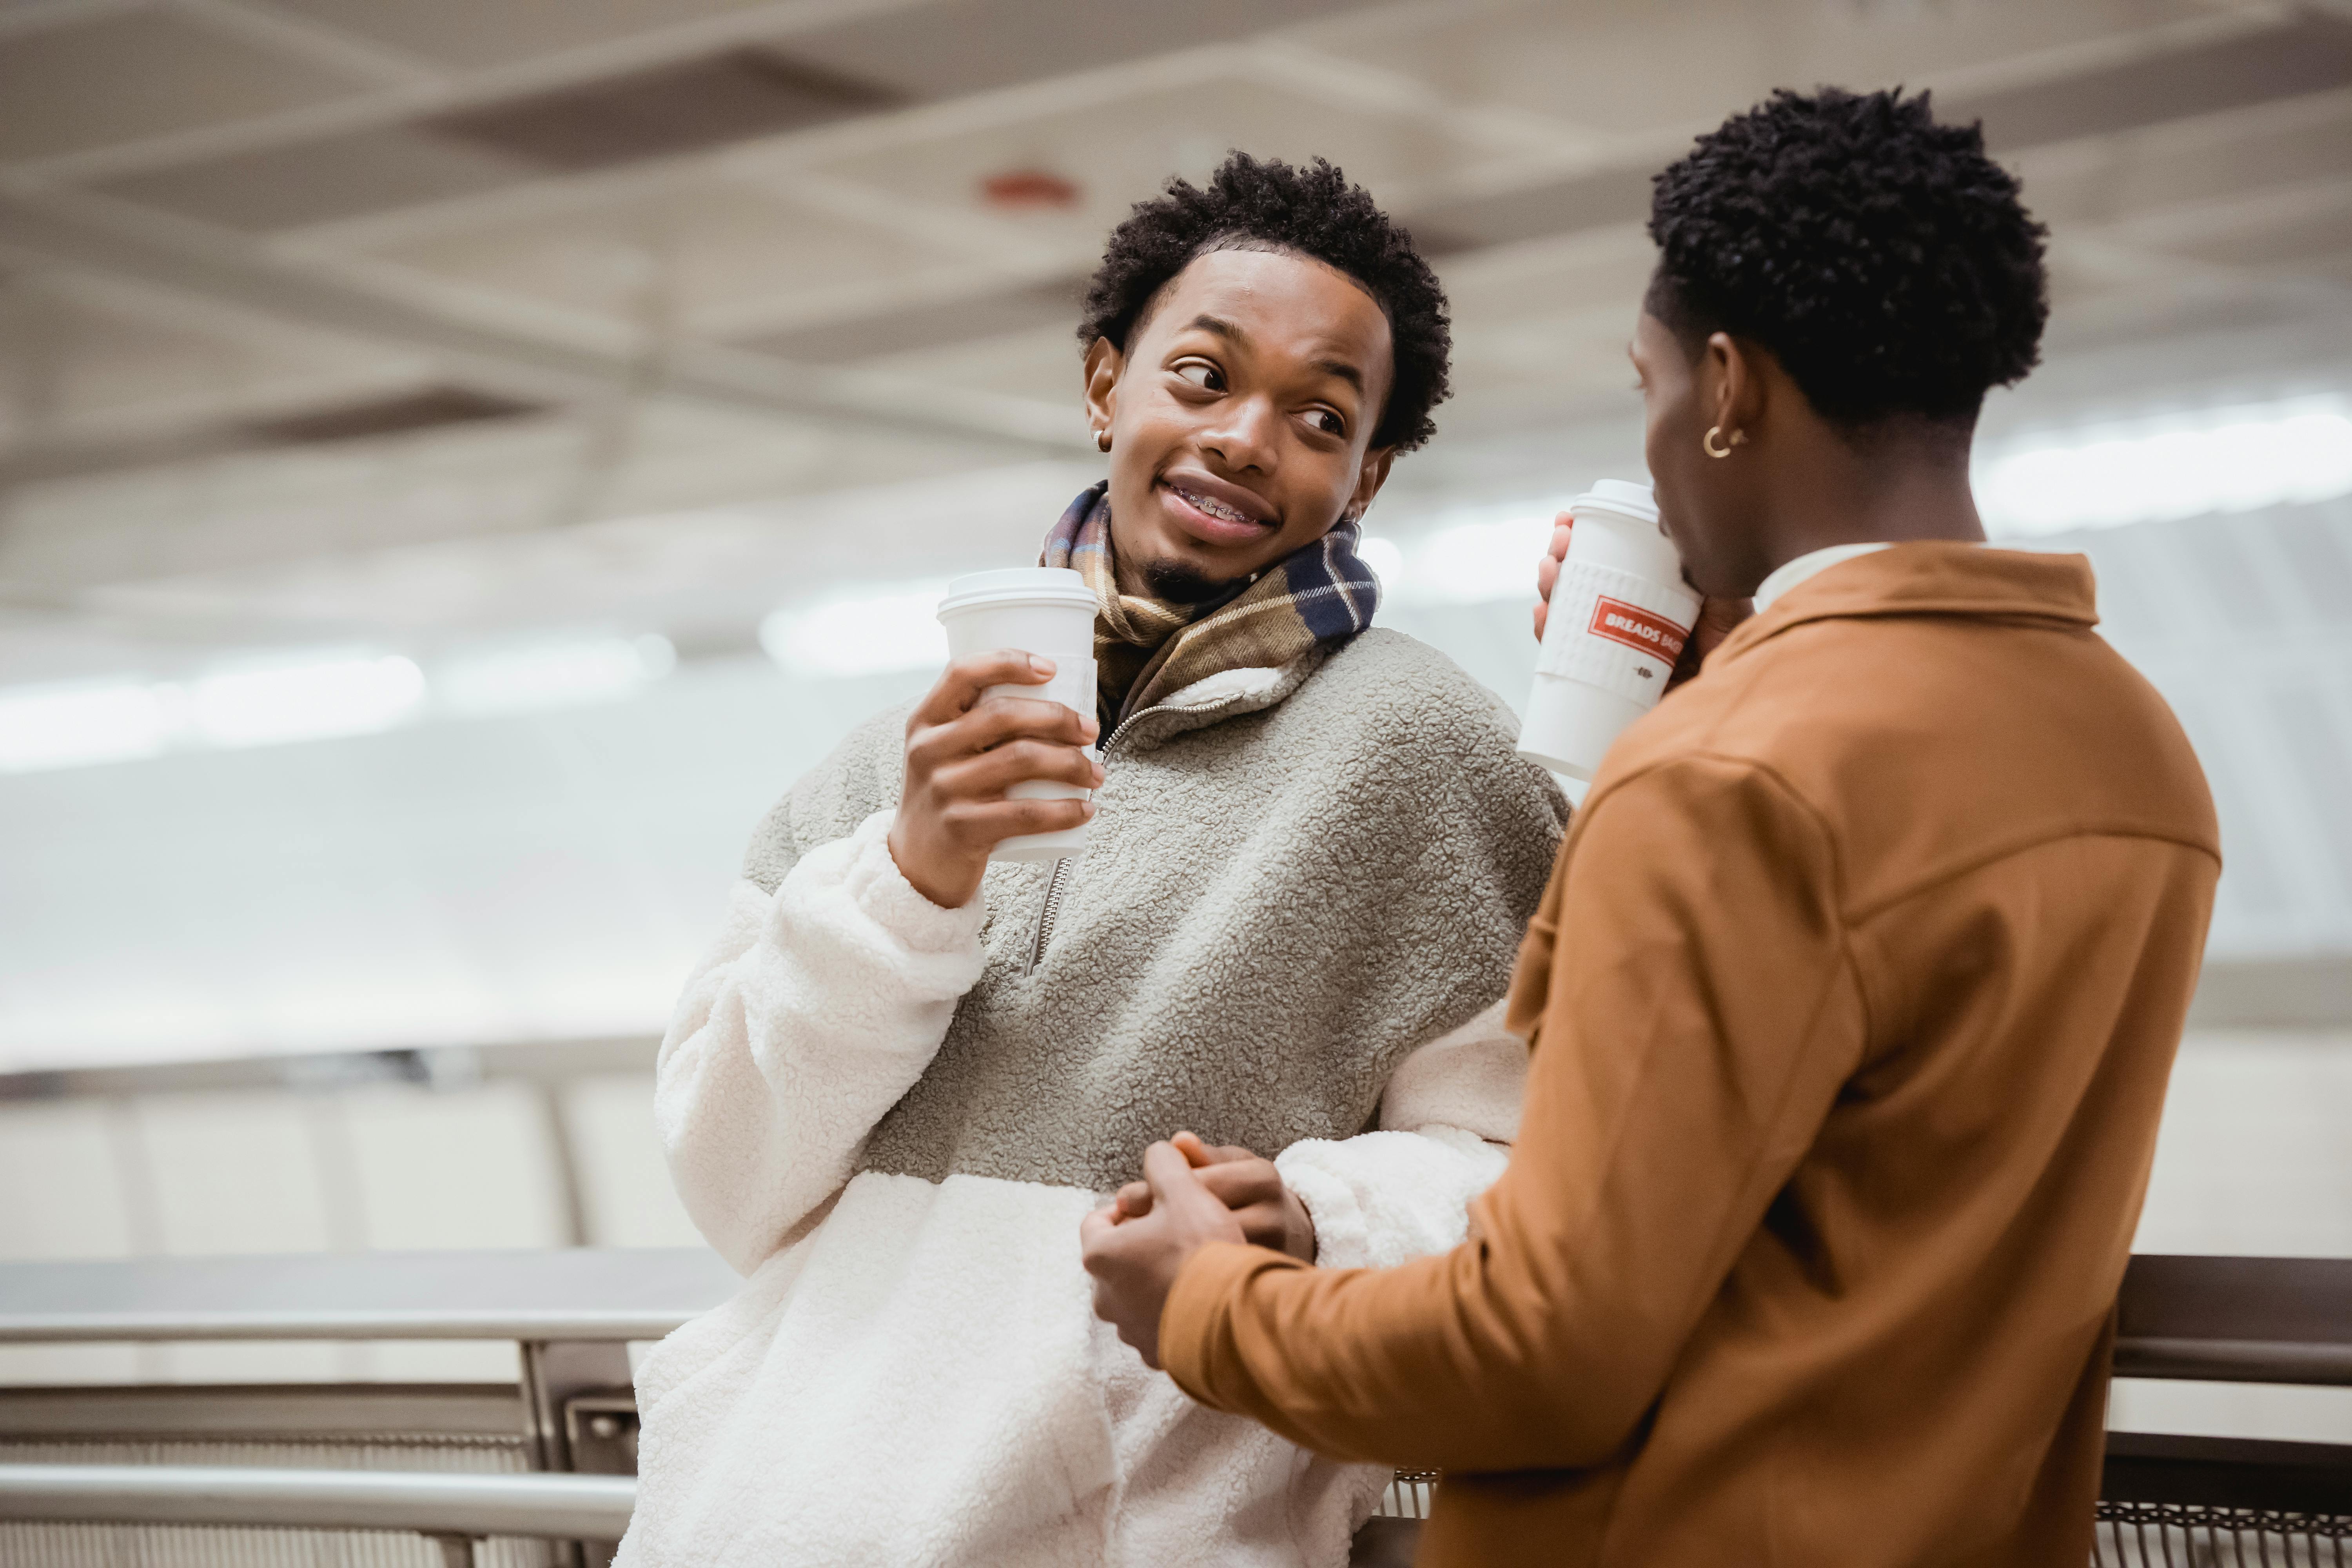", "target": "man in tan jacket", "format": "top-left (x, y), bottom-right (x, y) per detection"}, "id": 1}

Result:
top-left (1082, 89), bottom-right (2220, 1566)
